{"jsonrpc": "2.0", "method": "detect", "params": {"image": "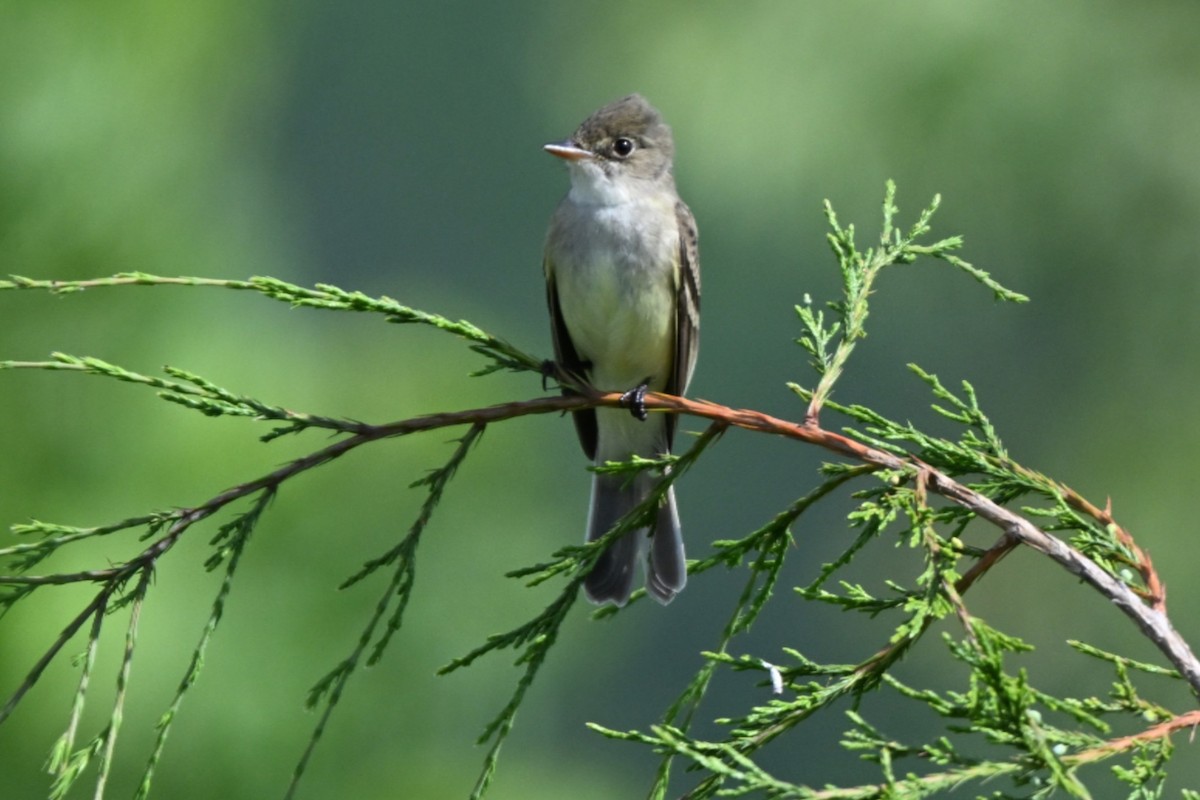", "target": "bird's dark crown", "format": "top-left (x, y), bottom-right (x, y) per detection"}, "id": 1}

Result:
top-left (571, 94), bottom-right (675, 173)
